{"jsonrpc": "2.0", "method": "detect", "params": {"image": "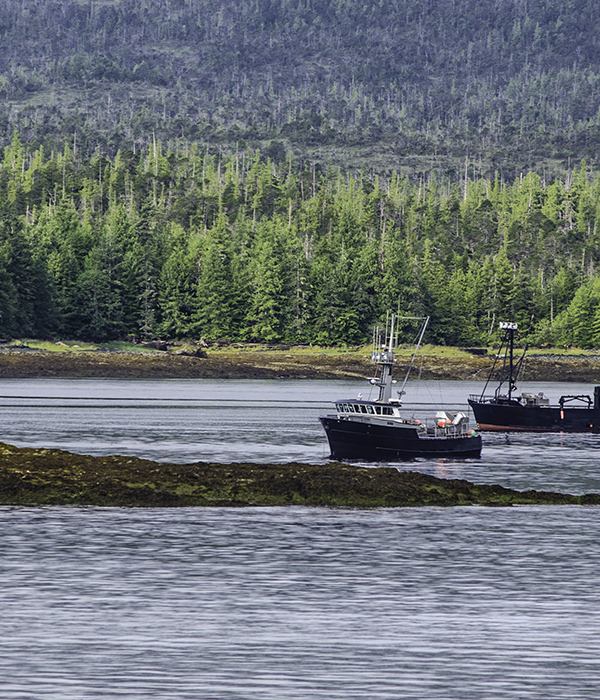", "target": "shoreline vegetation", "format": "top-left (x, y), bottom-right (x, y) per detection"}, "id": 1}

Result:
top-left (1, 442), bottom-right (599, 508)
top-left (1, 341), bottom-right (600, 381)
